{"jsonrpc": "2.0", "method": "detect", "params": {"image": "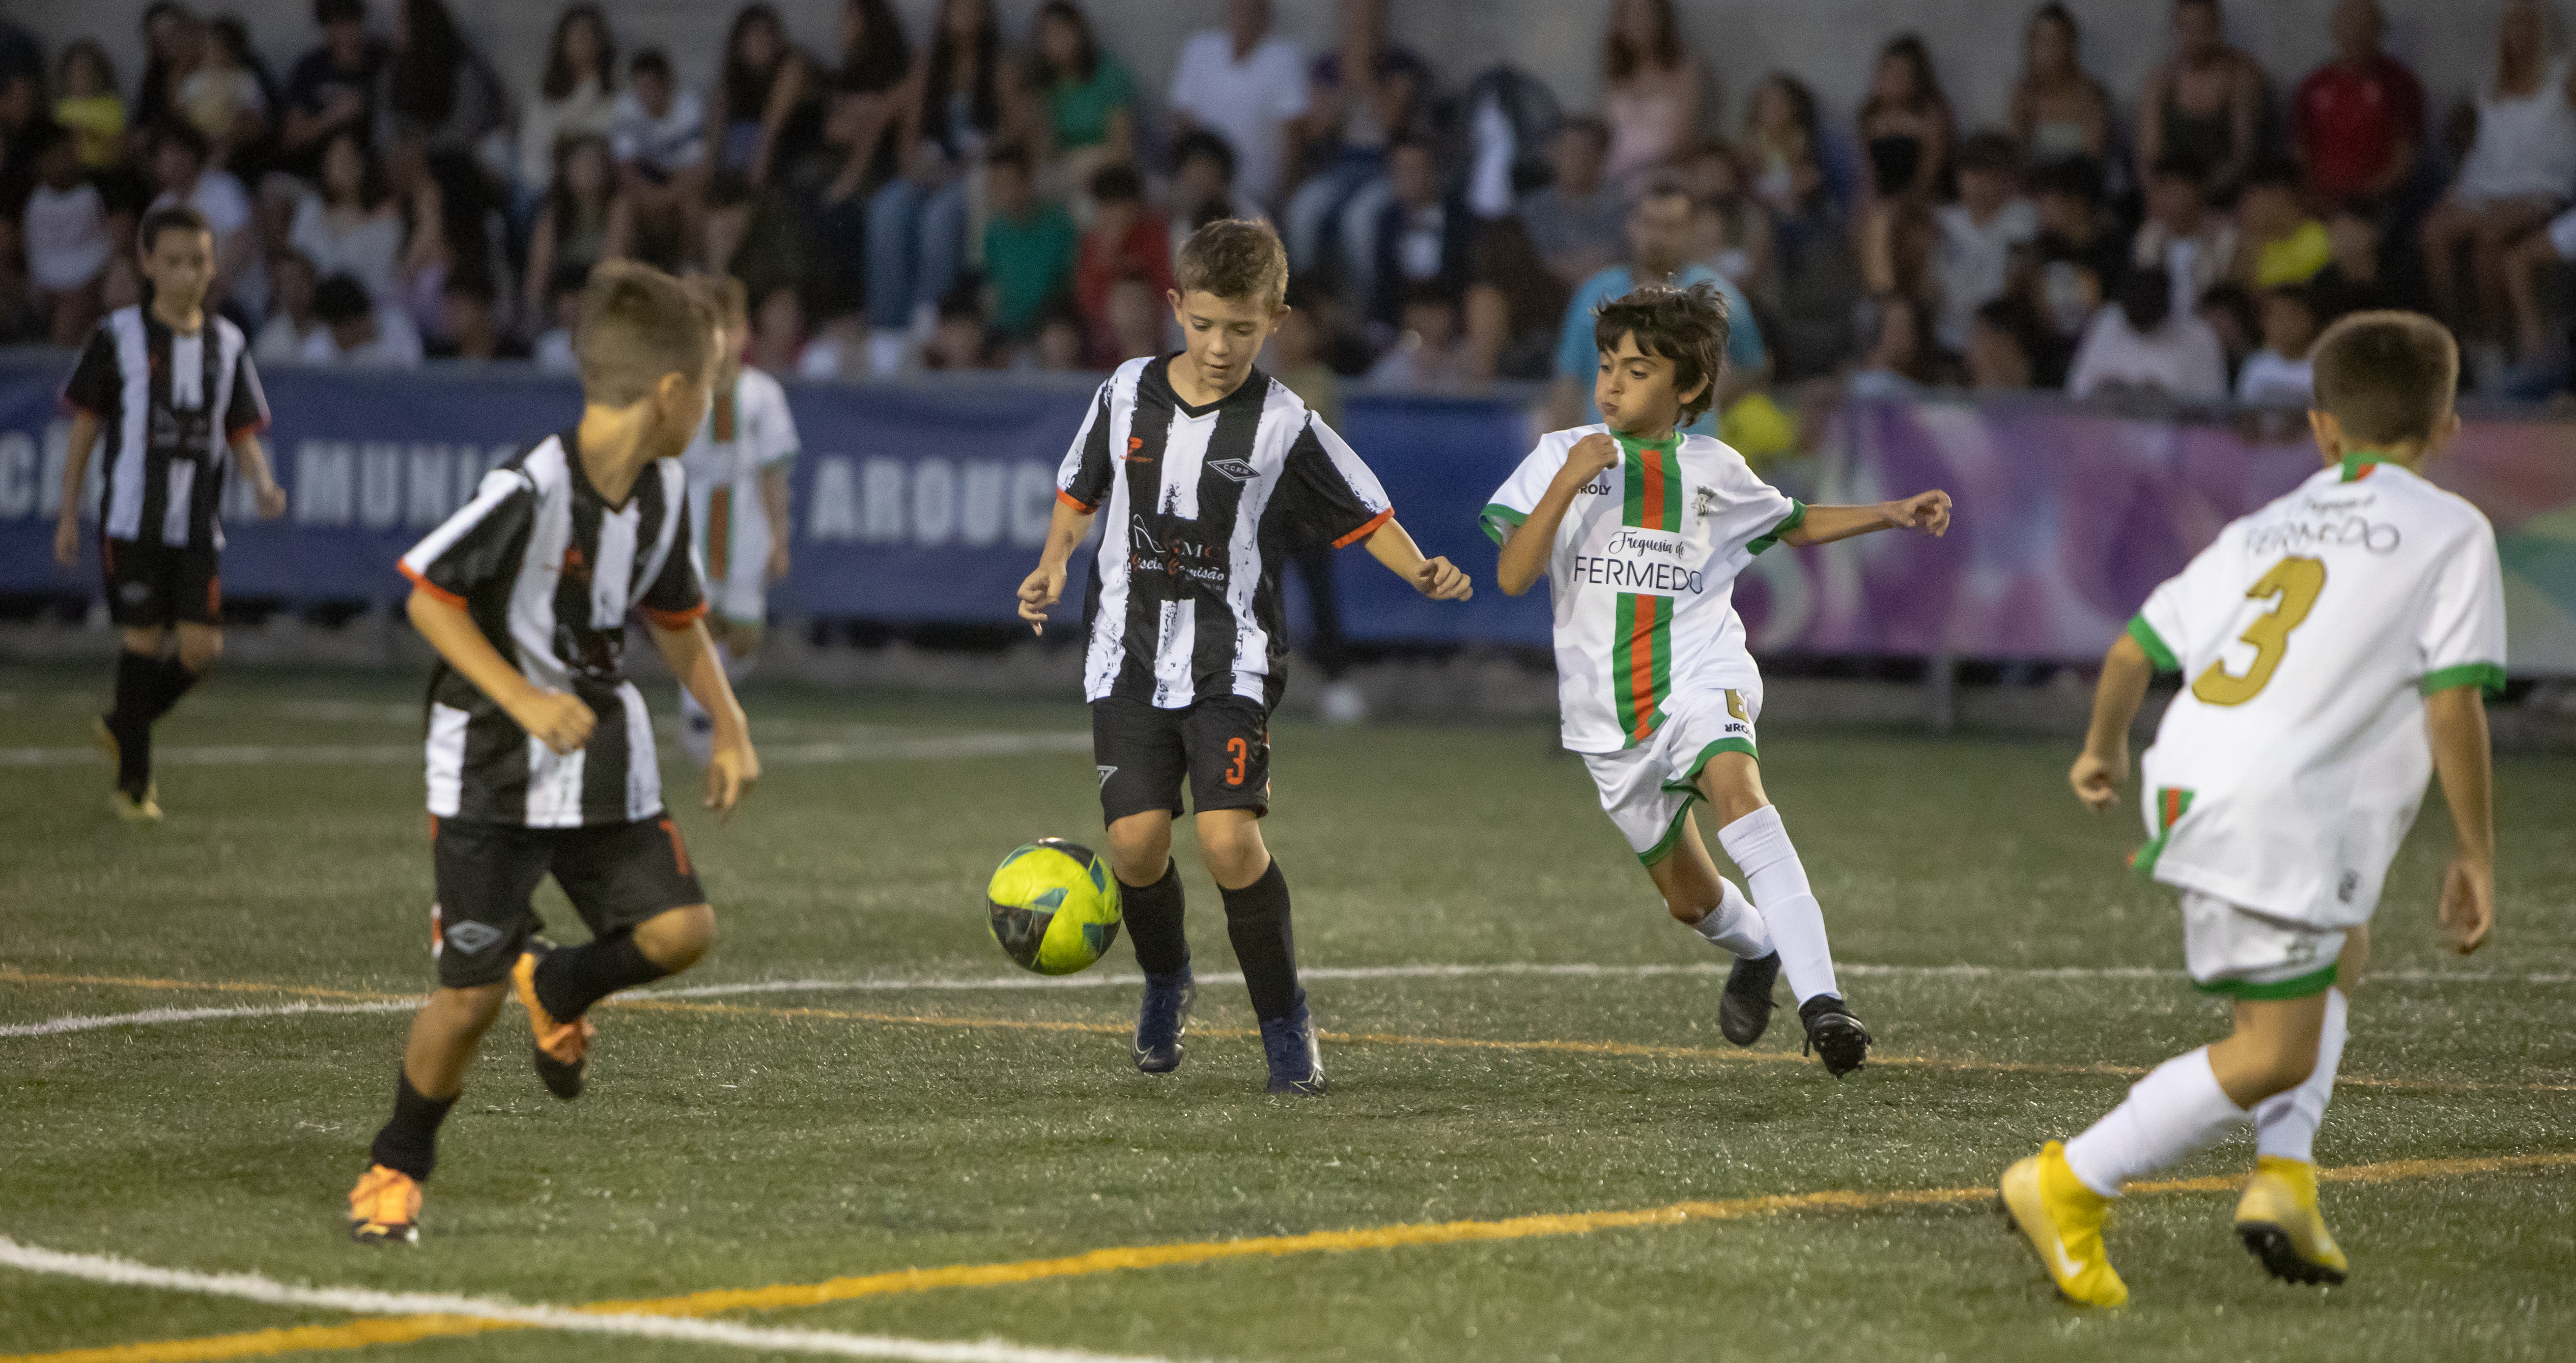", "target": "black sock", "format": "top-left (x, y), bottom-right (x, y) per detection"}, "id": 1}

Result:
top-left (1221, 860), bottom-right (1300, 1021)
top-left (143, 656), bottom-right (201, 723)
top-left (107, 649), bottom-right (157, 793)
top-left (1120, 860), bottom-right (1190, 980)
top-left (367, 1069), bottom-right (456, 1181)
top-left (534, 931), bottom-right (670, 1020)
